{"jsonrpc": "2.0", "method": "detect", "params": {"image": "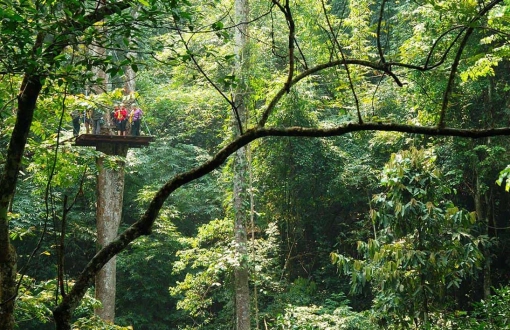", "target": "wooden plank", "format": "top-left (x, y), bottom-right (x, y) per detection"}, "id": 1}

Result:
top-left (74, 134), bottom-right (155, 148)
